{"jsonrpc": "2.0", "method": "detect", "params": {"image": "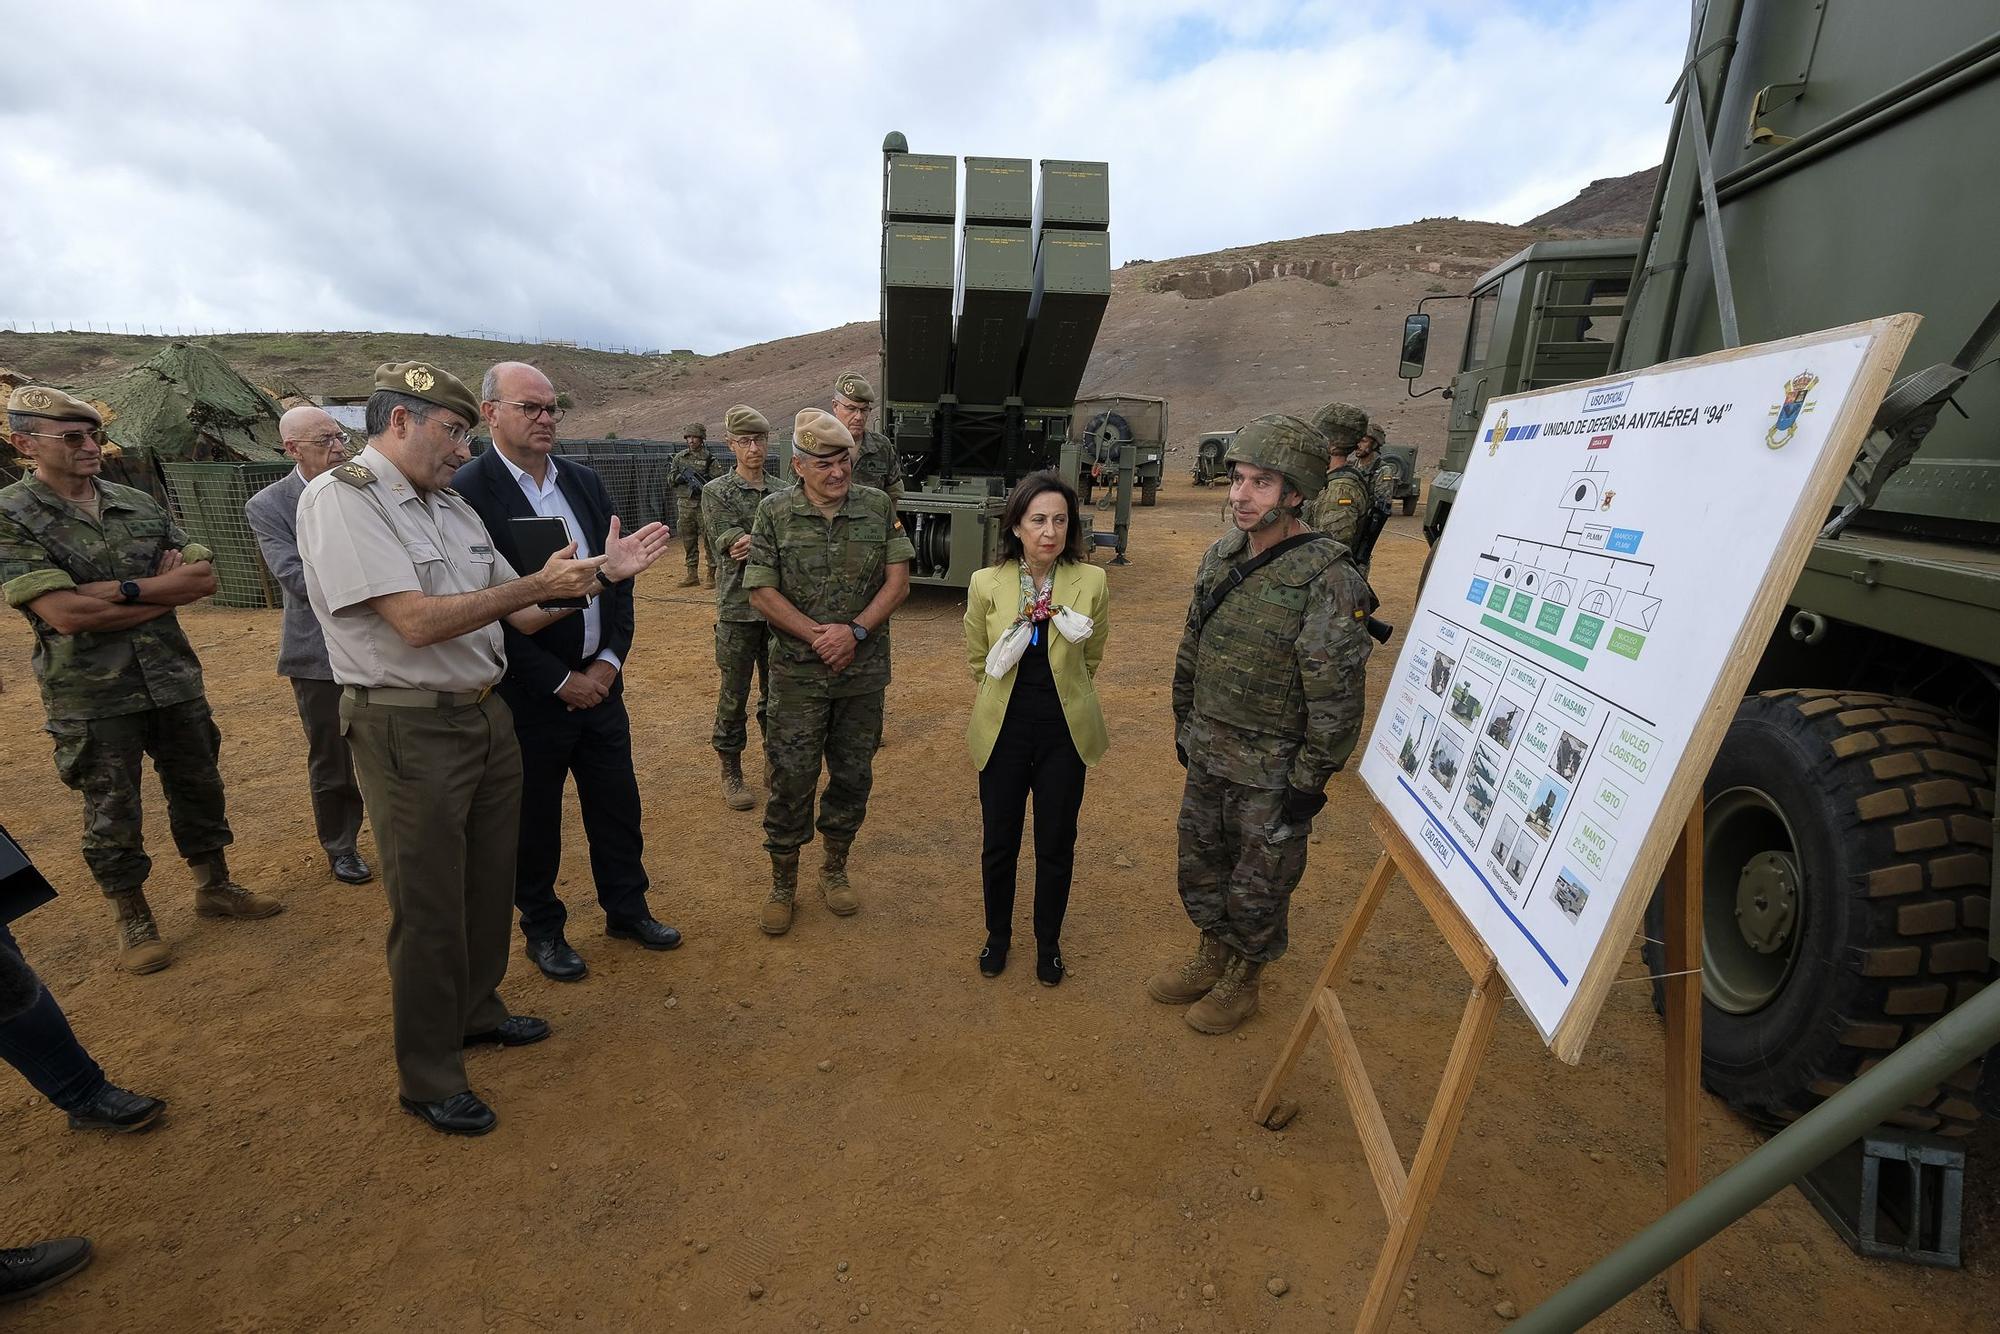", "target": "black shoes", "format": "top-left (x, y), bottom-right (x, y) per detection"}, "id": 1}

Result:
top-left (1037, 947), bottom-right (1065, 988)
top-left (400, 1090), bottom-right (497, 1136)
top-left (0, 1236), bottom-right (93, 1304)
top-left (463, 1015), bottom-right (550, 1048)
top-left (329, 853), bottom-right (374, 884)
top-left (978, 935), bottom-right (1009, 978)
top-left (526, 936), bottom-right (587, 982)
top-left (66, 1083), bottom-right (165, 1133)
top-left (607, 916), bottom-right (682, 951)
